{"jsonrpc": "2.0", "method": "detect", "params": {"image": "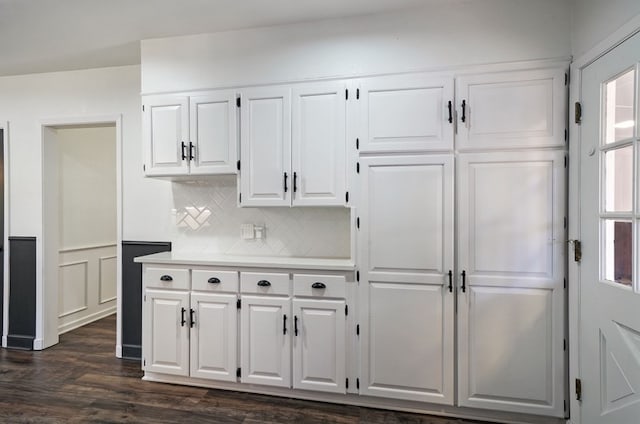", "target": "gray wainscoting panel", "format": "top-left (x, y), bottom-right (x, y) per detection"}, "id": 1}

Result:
top-left (8, 237), bottom-right (36, 350)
